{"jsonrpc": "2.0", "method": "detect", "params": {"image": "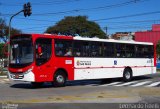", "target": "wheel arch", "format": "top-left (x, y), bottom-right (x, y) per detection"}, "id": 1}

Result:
top-left (54, 68), bottom-right (68, 80)
top-left (123, 66), bottom-right (133, 82)
top-left (124, 66), bottom-right (133, 74)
